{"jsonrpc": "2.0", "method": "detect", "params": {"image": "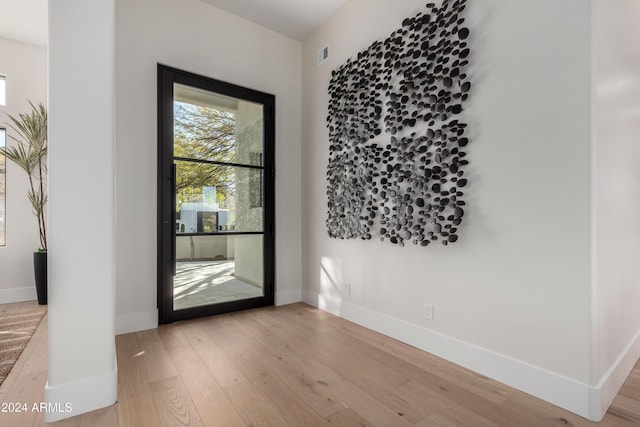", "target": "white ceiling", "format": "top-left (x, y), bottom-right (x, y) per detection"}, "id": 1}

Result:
top-left (0, 0), bottom-right (345, 47)
top-left (200, 0), bottom-right (348, 40)
top-left (0, 0), bottom-right (47, 47)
